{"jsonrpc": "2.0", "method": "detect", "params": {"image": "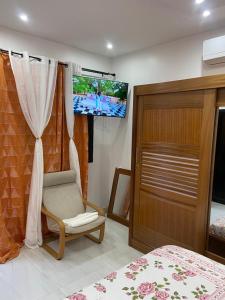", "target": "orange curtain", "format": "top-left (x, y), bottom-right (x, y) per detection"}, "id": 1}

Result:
top-left (0, 54), bottom-right (88, 263)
